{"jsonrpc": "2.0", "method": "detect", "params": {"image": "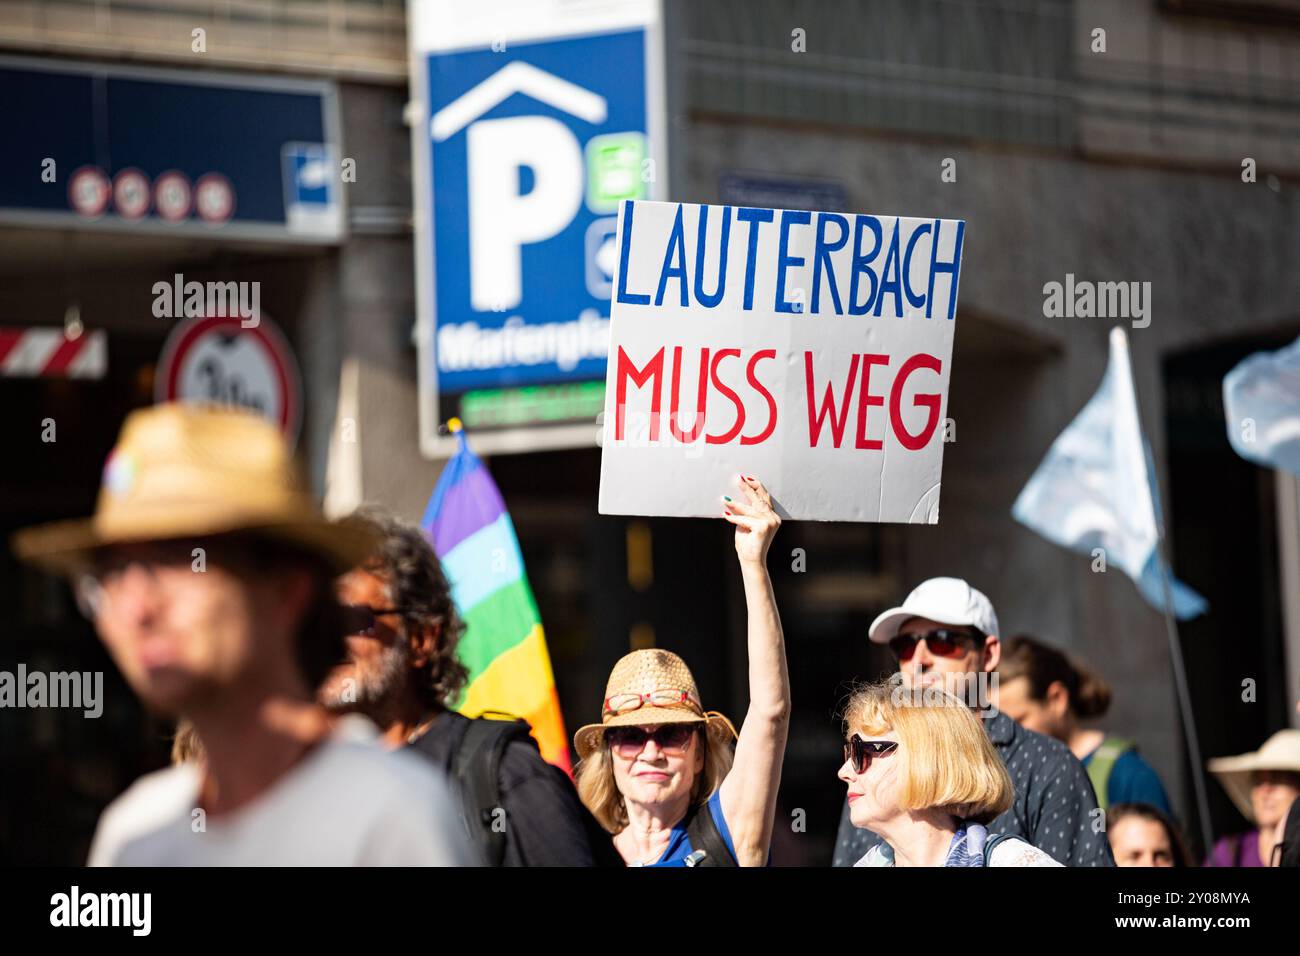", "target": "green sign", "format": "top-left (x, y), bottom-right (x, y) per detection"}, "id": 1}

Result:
top-left (585, 132), bottom-right (647, 213)
top-left (460, 381), bottom-right (607, 429)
